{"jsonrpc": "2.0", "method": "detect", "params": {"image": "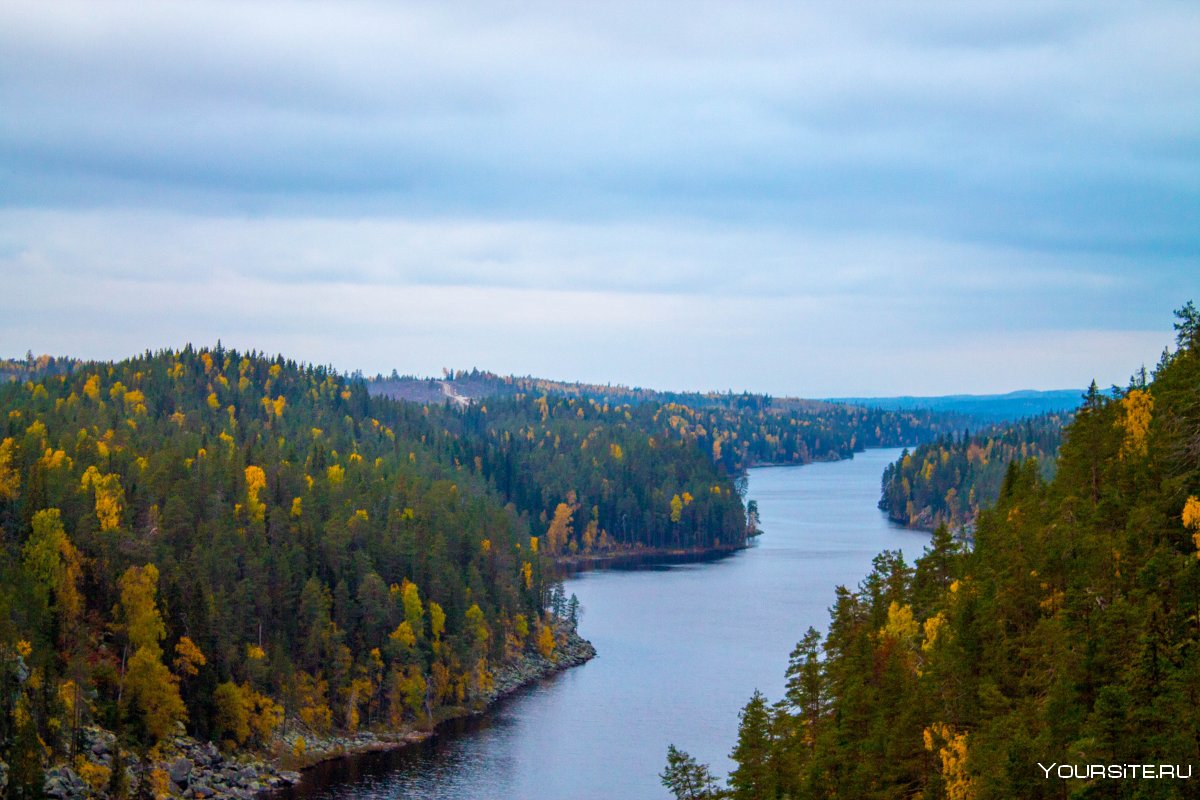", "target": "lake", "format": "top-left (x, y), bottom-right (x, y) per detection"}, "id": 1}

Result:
top-left (281, 448), bottom-right (926, 799)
